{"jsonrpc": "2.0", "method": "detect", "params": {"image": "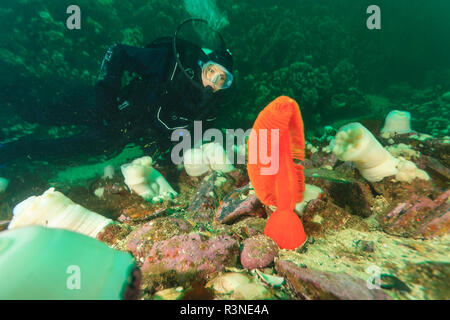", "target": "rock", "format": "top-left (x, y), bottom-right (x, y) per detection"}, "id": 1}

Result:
top-left (369, 173), bottom-right (436, 204)
top-left (120, 203), bottom-right (168, 222)
top-left (275, 260), bottom-right (392, 300)
top-left (301, 198), bottom-right (369, 238)
top-left (127, 217), bottom-right (191, 259)
top-left (304, 152), bottom-right (338, 169)
top-left (215, 184), bottom-right (267, 224)
top-left (355, 240), bottom-right (375, 253)
top-left (224, 167), bottom-right (249, 188)
top-left (186, 172), bottom-right (234, 222)
top-left (96, 222), bottom-right (132, 246)
top-left (304, 169), bottom-right (374, 217)
top-left (240, 235), bottom-right (279, 269)
top-left (181, 281), bottom-right (215, 300)
top-left (416, 155), bottom-right (450, 188)
top-left (328, 180), bottom-right (373, 218)
top-left (378, 134), bottom-right (450, 168)
top-left (230, 217), bottom-right (267, 239)
top-left (141, 234), bottom-right (239, 281)
top-left (380, 190), bottom-right (450, 238)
